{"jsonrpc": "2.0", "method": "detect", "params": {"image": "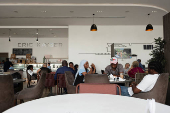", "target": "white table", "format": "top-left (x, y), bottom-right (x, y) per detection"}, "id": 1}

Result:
top-left (4, 94), bottom-right (170, 113)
